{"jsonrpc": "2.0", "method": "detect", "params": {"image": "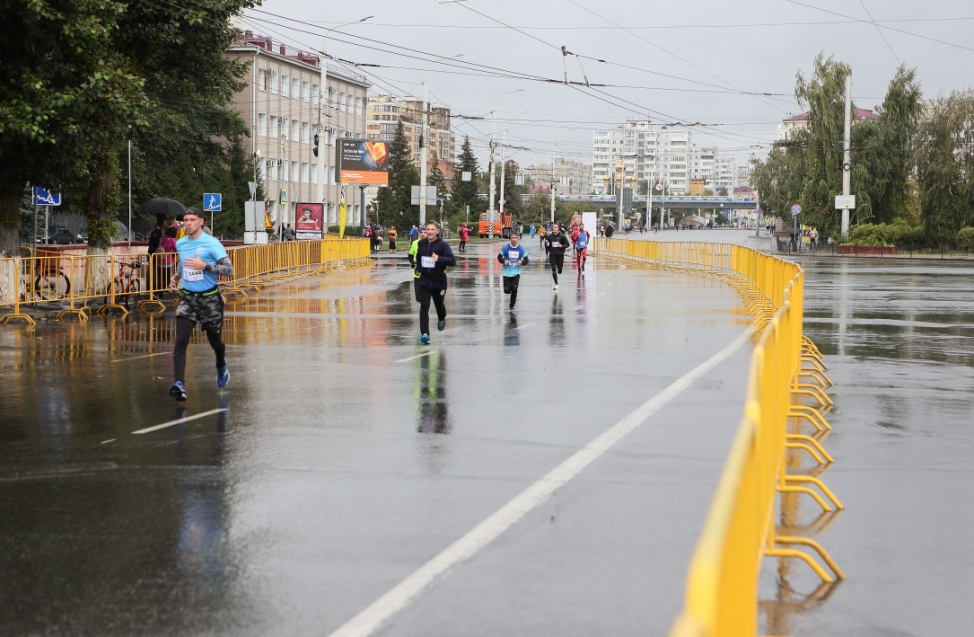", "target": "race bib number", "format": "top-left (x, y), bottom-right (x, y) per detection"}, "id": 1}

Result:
top-left (508, 250), bottom-right (520, 261)
top-left (183, 267), bottom-right (204, 282)
top-left (420, 256), bottom-right (435, 268)
top-left (577, 239), bottom-right (587, 248)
